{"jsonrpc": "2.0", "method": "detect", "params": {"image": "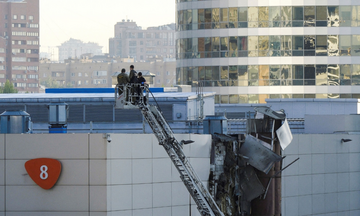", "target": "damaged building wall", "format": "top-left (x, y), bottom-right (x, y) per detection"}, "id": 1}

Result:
top-left (208, 108), bottom-right (291, 216)
top-left (210, 134), bottom-right (283, 216)
top-left (210, 133), bottom-right (360, 216)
